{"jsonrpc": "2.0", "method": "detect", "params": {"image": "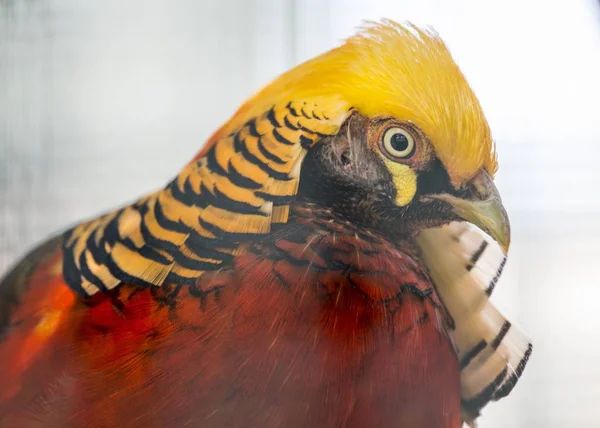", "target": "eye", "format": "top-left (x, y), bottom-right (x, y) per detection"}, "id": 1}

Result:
top-left (381, 127), bottom-right (415, 159)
